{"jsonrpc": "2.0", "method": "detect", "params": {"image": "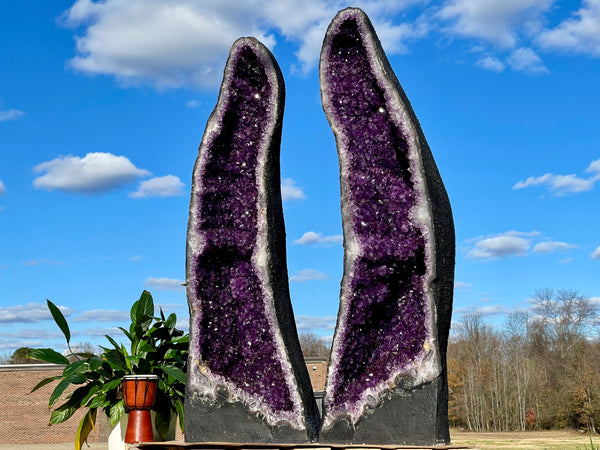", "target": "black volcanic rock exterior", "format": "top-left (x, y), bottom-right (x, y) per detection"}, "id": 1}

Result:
top-left (319, 8), bottom-right (455, 446)
top-left (185, 37), bottom-right (319, 444)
